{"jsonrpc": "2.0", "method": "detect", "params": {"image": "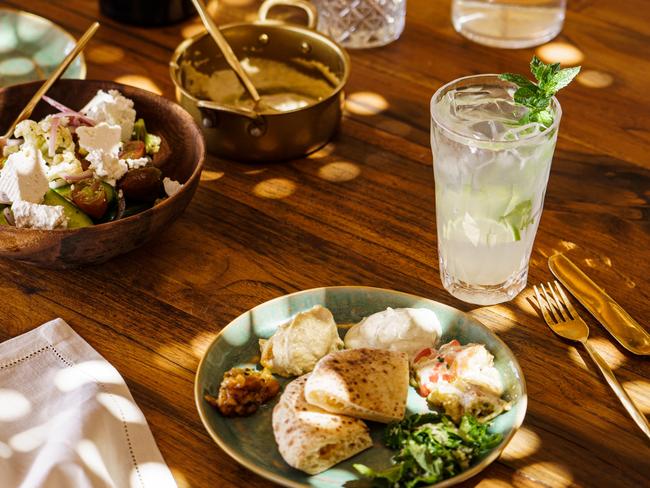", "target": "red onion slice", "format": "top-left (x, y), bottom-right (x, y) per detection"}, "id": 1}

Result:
top-left (43, 96), bottom-right (96, 126)
top-left (62, 169), bottom-right (94, 182)
top-left (48, 116), bottom-right (60, 157)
